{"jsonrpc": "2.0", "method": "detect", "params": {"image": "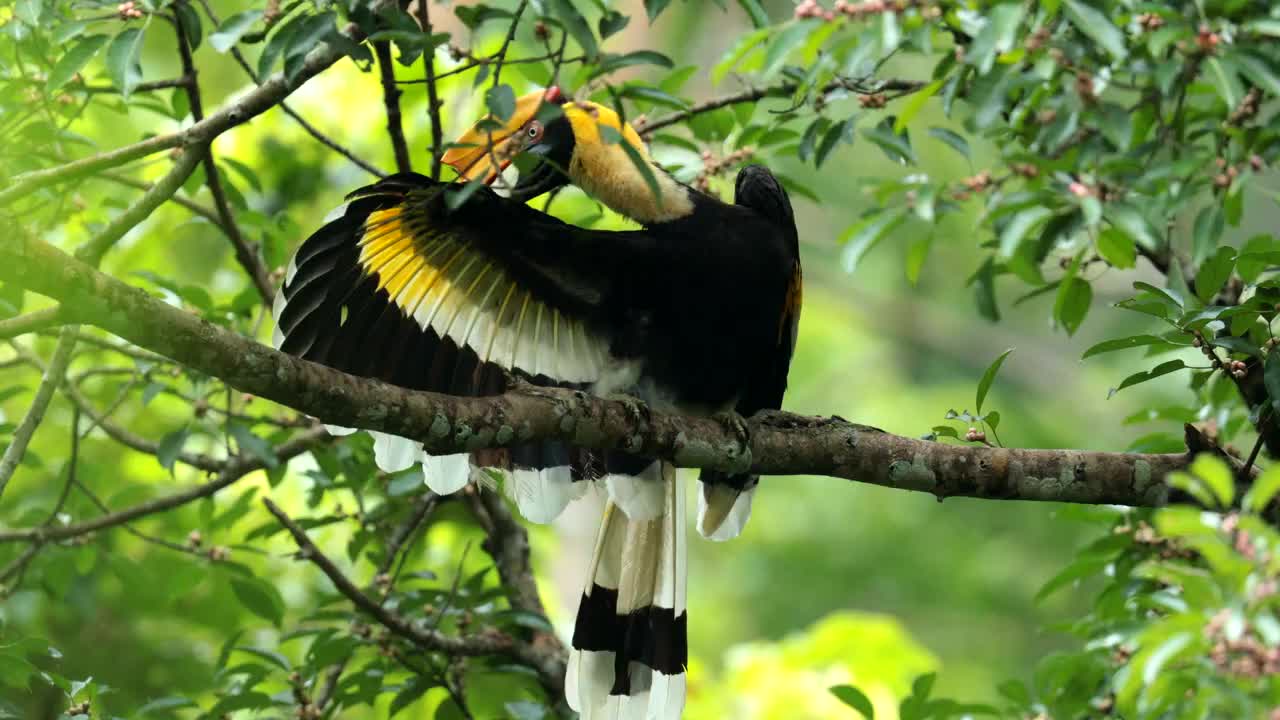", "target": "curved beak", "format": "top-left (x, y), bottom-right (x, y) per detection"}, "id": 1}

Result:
top-left (440, 86), bottom-right (563, 185)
